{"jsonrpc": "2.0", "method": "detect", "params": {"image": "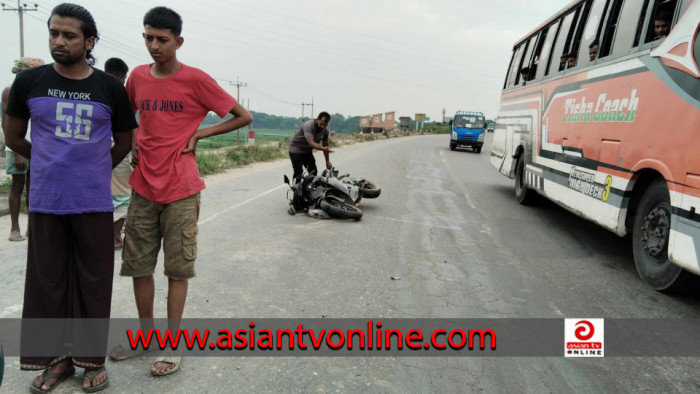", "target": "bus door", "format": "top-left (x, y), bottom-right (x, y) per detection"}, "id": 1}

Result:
top-left (490, 122), bottom-right (512, 177)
